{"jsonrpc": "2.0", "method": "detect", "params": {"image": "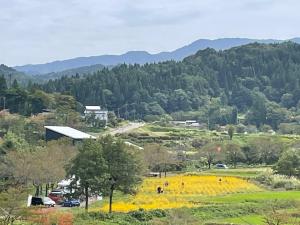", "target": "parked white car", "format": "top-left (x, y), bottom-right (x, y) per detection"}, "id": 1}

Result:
top-left (43, 197), bottom-right (56, 207)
